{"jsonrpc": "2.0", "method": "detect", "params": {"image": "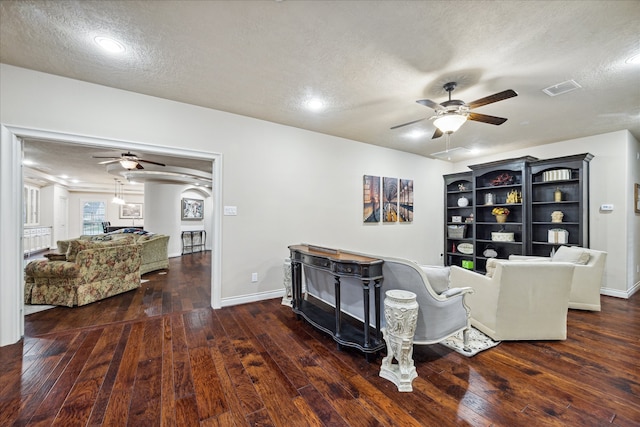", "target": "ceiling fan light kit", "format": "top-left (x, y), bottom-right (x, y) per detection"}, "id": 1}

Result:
top-left (119, 159), bottom-right (139, 170)
top-left (433, 113), bottom-right (467, 134)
